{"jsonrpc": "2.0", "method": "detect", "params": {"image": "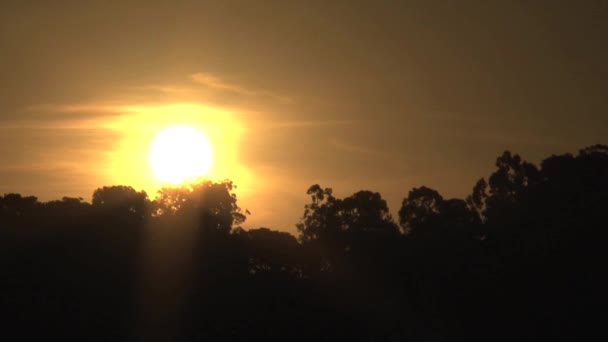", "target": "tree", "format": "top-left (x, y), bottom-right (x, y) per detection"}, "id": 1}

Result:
top-left (239, 227), bottom-right (301, 276)
top-left (41, 197), bottom-right (91, 221)
top-left (0, 193), bottom-right (39, 217)
top-left (153, 180), bottom-right (246, 233)
top-left (297, 184), bottom-right (399, 274)
top-left (485, 151), bottom-right (539, 223)
top-left (466, 178), bottom-right (488, 223)
top-left (298, 184), bottom-right (398, 245)
top-left (92, 185), bottom-right (149, 219)
top-left (398, 186), bottom-right (444, 234)
top-left (399, 186), bottom-right (479, 239)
